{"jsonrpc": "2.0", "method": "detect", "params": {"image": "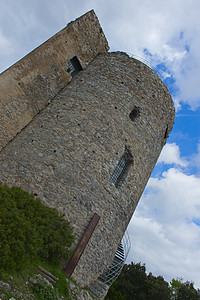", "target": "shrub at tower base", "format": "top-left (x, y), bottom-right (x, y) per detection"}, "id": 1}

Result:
top-left (0, 183), bottom-right (74, 272)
